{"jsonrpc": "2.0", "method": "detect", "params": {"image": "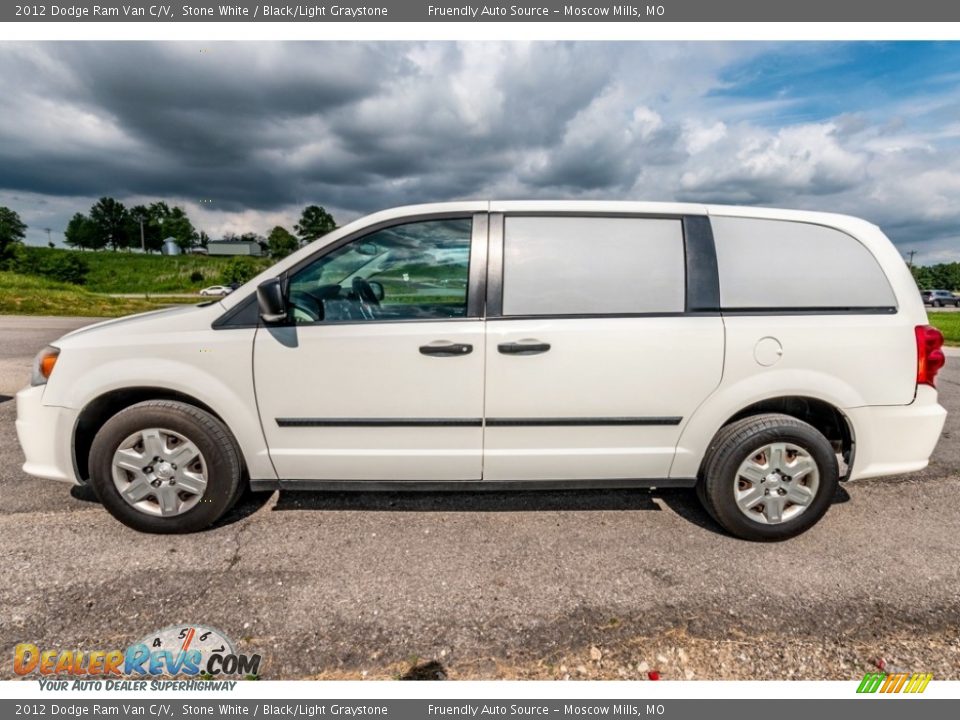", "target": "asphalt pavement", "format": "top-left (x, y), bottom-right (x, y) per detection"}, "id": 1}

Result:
top-left (0, 315), bottom-right (958, 680)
